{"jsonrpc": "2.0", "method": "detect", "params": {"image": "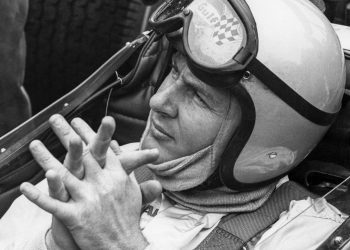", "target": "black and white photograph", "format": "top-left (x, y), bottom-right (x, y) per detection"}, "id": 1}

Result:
top-left (0, 0), bottom-right (349, 249)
